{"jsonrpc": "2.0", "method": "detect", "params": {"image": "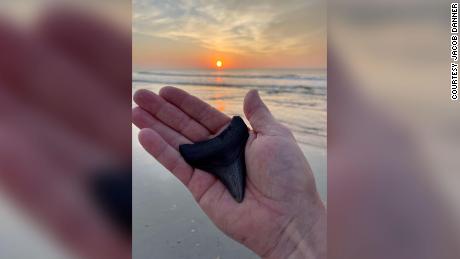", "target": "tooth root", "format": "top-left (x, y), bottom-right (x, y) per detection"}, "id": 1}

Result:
top-left (179, 116), bottom-right (249, 203)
